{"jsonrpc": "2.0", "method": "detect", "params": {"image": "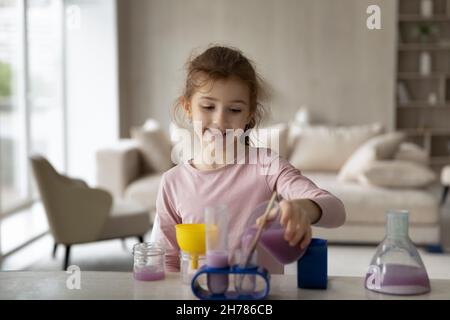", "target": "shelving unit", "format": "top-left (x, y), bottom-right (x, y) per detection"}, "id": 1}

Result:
top-left (396, 0), bottom-right (450, 171)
